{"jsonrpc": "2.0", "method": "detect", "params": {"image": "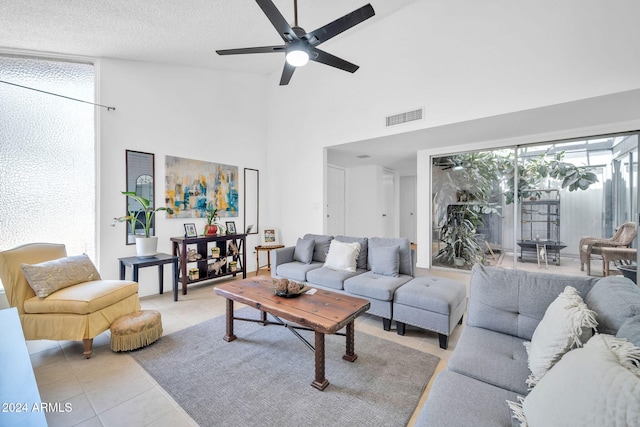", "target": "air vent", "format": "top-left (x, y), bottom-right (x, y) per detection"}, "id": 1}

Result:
top-left (356, 154), bottom-right (371, 159)
top-left (385, 108), bottom-right (423, 127)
